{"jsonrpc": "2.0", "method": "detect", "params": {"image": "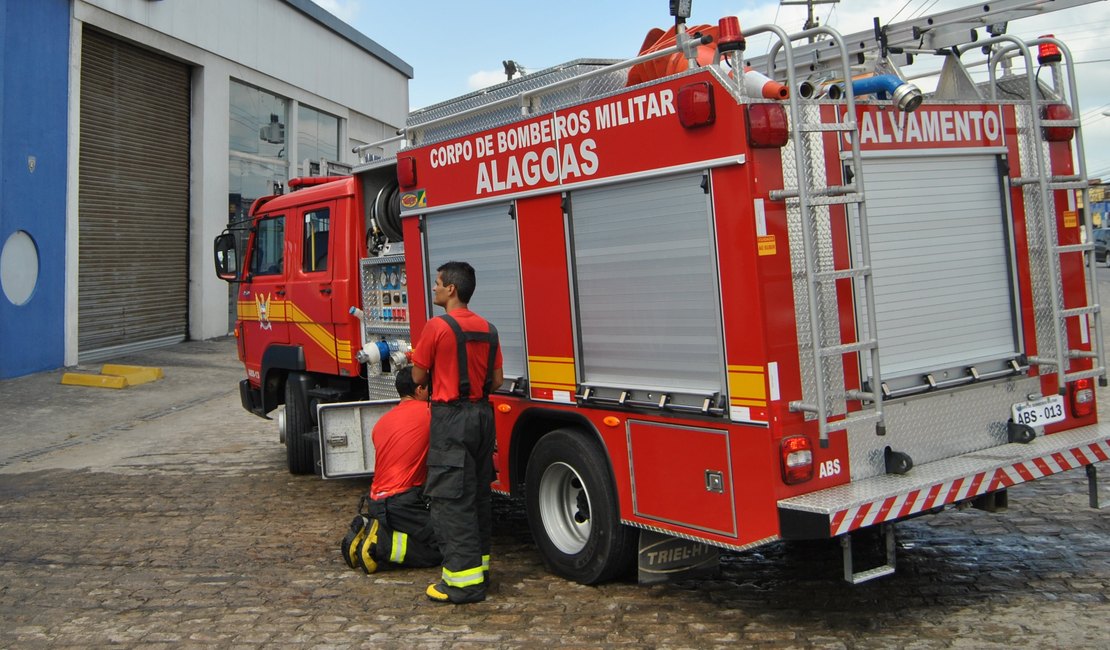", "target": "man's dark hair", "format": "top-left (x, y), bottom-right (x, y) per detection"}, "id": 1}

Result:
top-left (437, 261), bottom-right (476, 303)
top-left (394, 366), bottom-right (419, 398)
